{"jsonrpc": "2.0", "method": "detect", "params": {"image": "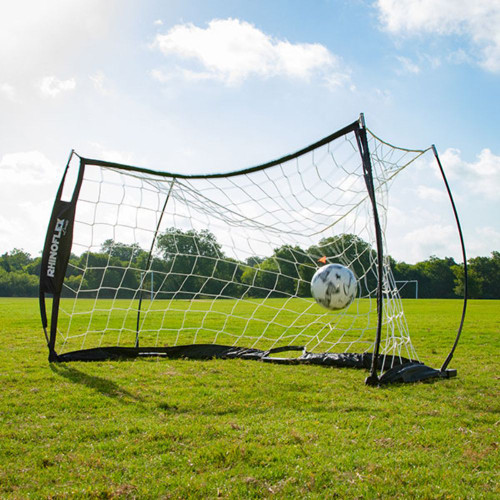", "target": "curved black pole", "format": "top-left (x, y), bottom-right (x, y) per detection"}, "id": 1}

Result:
top-left (432, 145), bottom-right (468, 371)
